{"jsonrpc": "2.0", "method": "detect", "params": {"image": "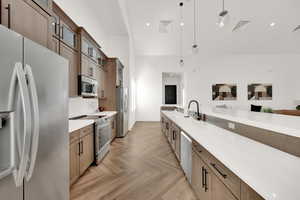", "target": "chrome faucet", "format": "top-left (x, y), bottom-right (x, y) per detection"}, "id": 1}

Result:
top-left (188, 100), bottom-right (201, 120)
